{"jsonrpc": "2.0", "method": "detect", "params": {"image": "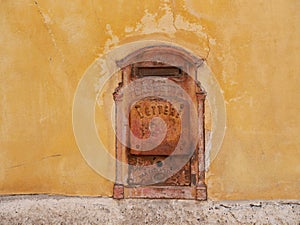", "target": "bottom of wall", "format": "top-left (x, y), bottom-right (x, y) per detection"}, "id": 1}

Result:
top-left (0, 195), bottom-right (299, 224)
